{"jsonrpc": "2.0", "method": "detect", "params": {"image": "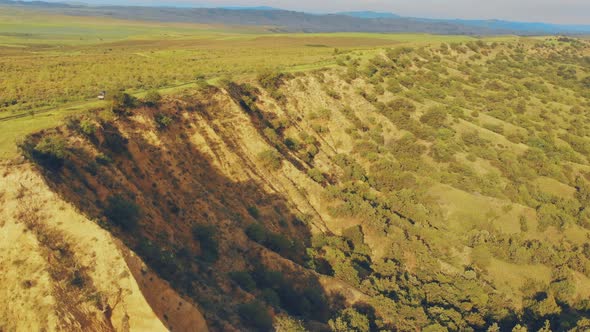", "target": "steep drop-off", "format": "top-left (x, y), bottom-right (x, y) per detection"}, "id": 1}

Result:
top-left (7, 38), bottom-right (590, 331)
